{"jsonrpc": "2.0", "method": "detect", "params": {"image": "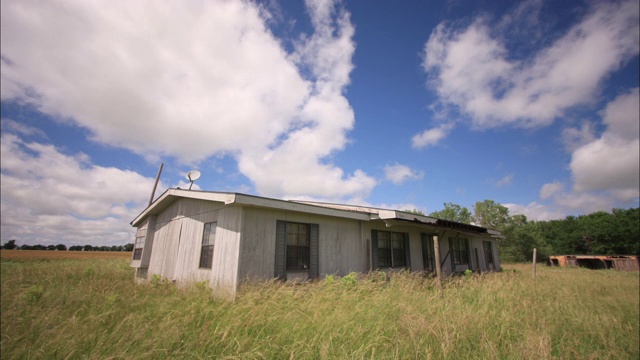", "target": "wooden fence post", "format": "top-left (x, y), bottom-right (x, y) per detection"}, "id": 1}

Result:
top-left (433, 235), bottom-right (442, 293)
top-left (532, 248), bottom-right (537, 280)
